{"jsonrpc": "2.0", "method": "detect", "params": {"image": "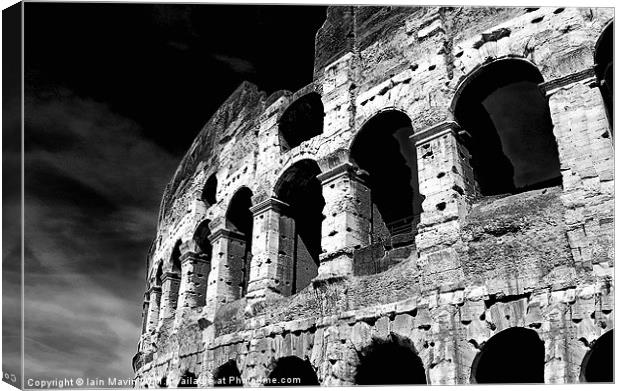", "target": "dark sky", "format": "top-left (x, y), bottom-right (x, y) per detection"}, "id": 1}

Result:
top-left (10, 2), bottom-right (326, 382)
